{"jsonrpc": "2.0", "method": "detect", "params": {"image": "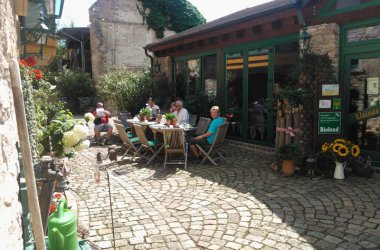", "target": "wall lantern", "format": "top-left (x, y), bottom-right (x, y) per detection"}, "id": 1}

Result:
top-left (21, 15), bottom-right (50, 58)
top-left (300, 26), bottom-right (311, 54)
